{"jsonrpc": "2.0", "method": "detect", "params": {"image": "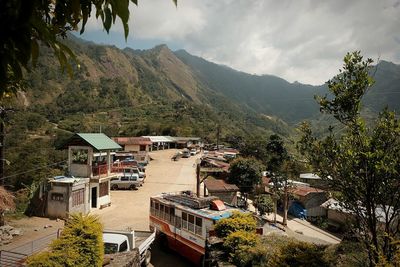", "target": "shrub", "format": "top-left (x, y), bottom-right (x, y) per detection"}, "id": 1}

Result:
top-left (214, 211), bottom-right (257, 238)
top-left (27, 213), bottom-right (104, 267)
top-left (269, 239), bottom-right (329, 267)
top-left (224, 230), bottom-right (259, 254)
